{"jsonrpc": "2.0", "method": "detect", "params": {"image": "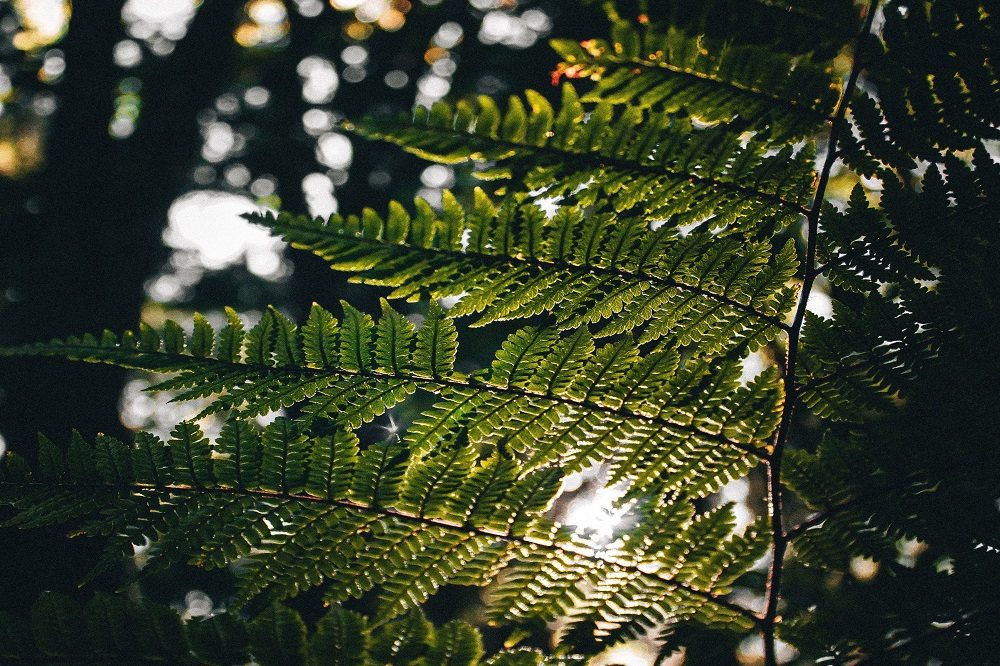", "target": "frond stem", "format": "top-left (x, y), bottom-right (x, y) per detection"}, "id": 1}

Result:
top-left (760, 2), bottom-right (879, 664)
